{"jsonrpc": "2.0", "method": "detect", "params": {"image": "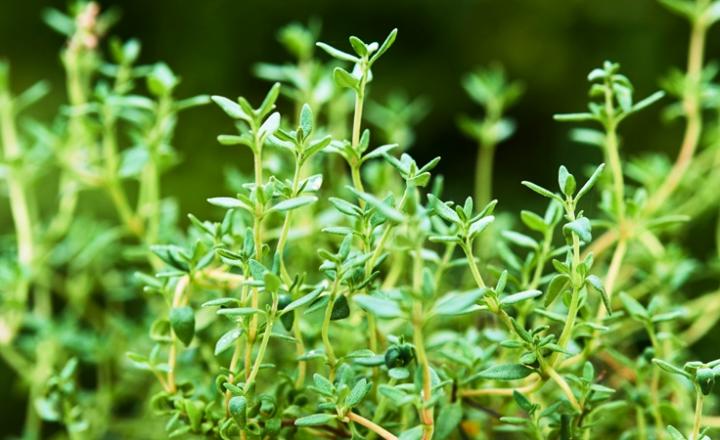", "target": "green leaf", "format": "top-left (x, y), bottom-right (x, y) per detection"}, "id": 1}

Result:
top-left (652, 359), bottom-right (691, 379)
top-left (520, 210), bottom-right (547, 233)
top-left (345, 378), bottom-right (371, 407)
top-left (558, 165), bottom-right (576, 196)
top-left (229, 396), bottom-right (247, 427)
top-left (331, 295), bottom-right (351, 320)
top-left (434, 401), bottom-right (463, 440)
top-left (563, 217), bottom-right (592, 242)
top-left (280, 286), bottom-right (324, 315)
top-left (354, 294), bottom-right (403, 319)
top-left (208, 197), bottom-right (247, 210)
top-left (468, 216), bottom-right (495, 238)
top-left (632, 91), bottom-right (664, 113)
top-left (333, 67), bottom-right (360, 91)
top-left (271, 195), bottom-right (318, 213)
top-left (300, 103), bottom-right (313, 136)
top-left (475, 364), bottom-right (534, 381)
top-left (545, 274), bottom-right (570, 307)
top-left (202, 297), bottom-right (241, 308)
top-left (258, 112), bottom-right (281, 140)
top-left (295, 413), bottom-right (337, 426)
top-left (575, 163), bottom-right (605, 201)
top-left (312, 373), bottom-right (335, 396)
top-left (169, 306), bottom-right (195, 346)
top-left (214, 327), bottom-right (243, 356)
top-left (553, 112), bottom-right (596, 122)
top-left (217, 134), bottom-right (244, 146)
top-left (316, 42), bottom-right (359, 63)
top-left (619, 292), bottom-right (647, 320)
top-left (349, 36), bottom-right (368, 57)
top-left (211, 96), bottom-right (249, 120)
top-left (264, 272), bottom-right (282, 293)
top-left (433, 288), bottom-right (487, 316)
top-left (501, 289), bottom-right (542, 306)
top-left (348, 187), bottom-right (404, 223)
top-left (427, 194), bottom-right (461, 224)
top-left (666, 425), bottom-right (687, 440)
top-left (397, 427), bottom-right (423, 440)
top-left (522, 181), bottom-right (561, 201)
top-left (586, 274), bottom-right (612, 315)
top-left (217, 308), bottom-right (265, 317)
top-left (369, 28), bottom-right (398, 65)
top-left (502, 231), bottom-right (538, 249)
